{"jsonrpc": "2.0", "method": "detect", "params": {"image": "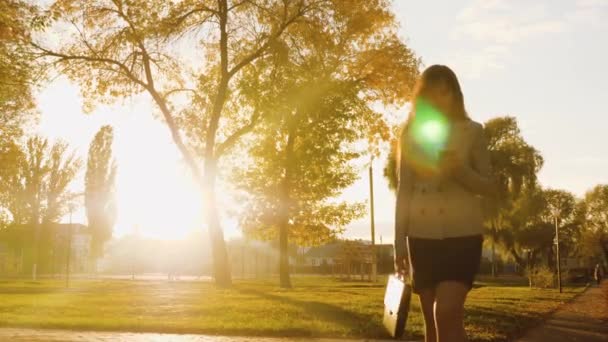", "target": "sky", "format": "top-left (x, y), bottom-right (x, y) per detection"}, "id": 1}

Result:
top-left (35, 0), bottom-right (608, 243)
